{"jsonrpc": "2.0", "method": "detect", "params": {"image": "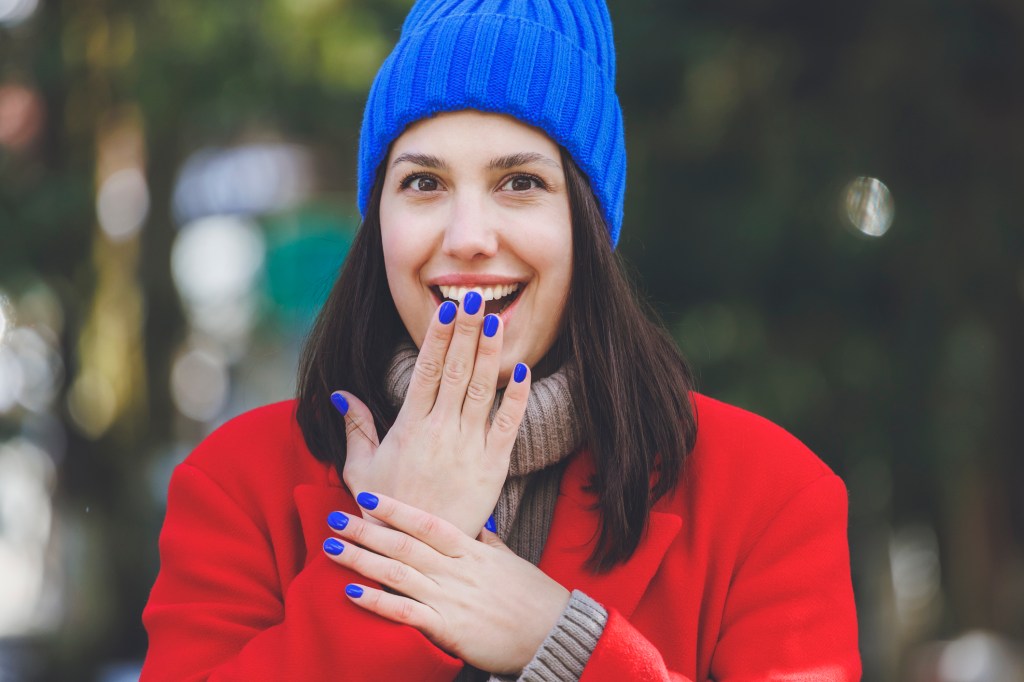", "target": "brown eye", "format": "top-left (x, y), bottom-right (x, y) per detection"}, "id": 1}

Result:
top-left (501, 175), bottom-right (543, 192)
top-left (413, 176), bottom-right (438, 191)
